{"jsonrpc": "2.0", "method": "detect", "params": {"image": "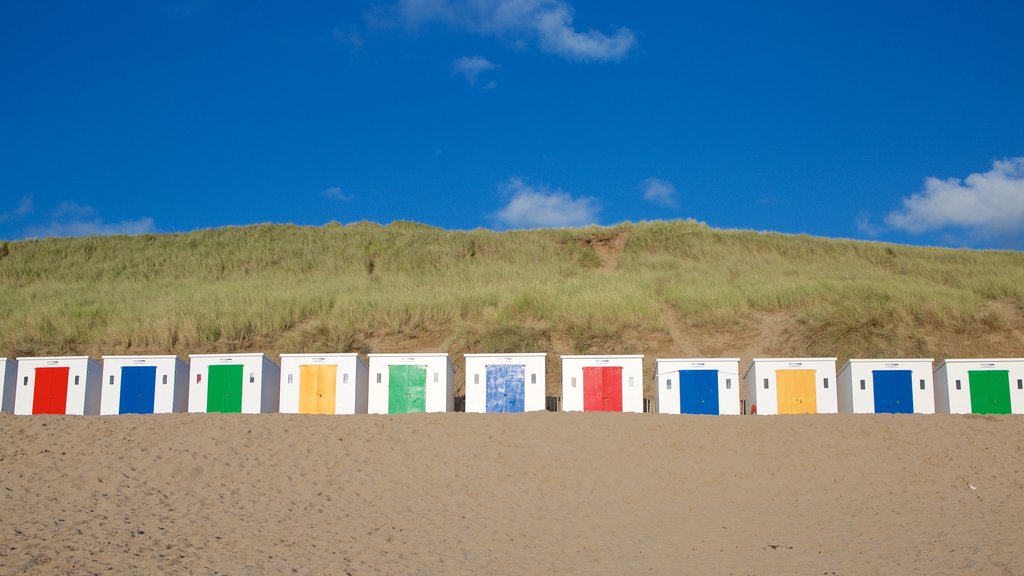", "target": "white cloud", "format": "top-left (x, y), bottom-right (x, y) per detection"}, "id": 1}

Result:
top-left (0, 195), bottom-right (33, 223)
top-left (397, 0), bottom-right (635, 62)
top-left (640, 177), bottom-right (677, 207)
top-left (493, 177), bottom-right (600, 228)
top-left (453, 55), bottom-right (499, 87)
top-left (24, 202), bottom-right (156, 238)
top-left (323, 186), bottom-right (354, 201)
top-left (885, 158), bottom-right (1024, 239)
